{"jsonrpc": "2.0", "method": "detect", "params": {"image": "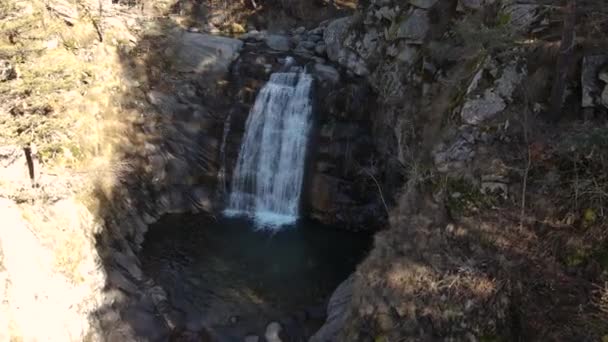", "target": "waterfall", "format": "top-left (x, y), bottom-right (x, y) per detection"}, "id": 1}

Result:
top-left (216, 112), bottom-right (232, 197)
top-left (224, 70), bottom-right (314, 228)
